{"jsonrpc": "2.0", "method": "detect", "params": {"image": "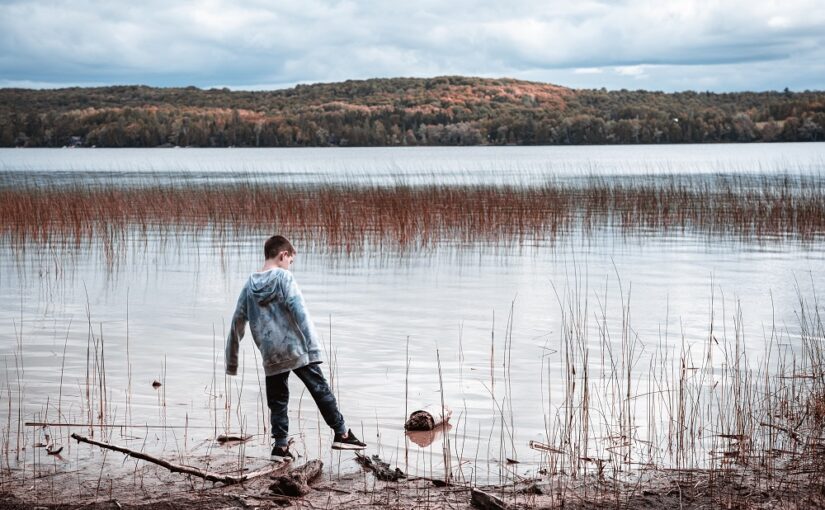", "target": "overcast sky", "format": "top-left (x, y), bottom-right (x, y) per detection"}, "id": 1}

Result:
top-left (1, 0), bottom-right (823, 92)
